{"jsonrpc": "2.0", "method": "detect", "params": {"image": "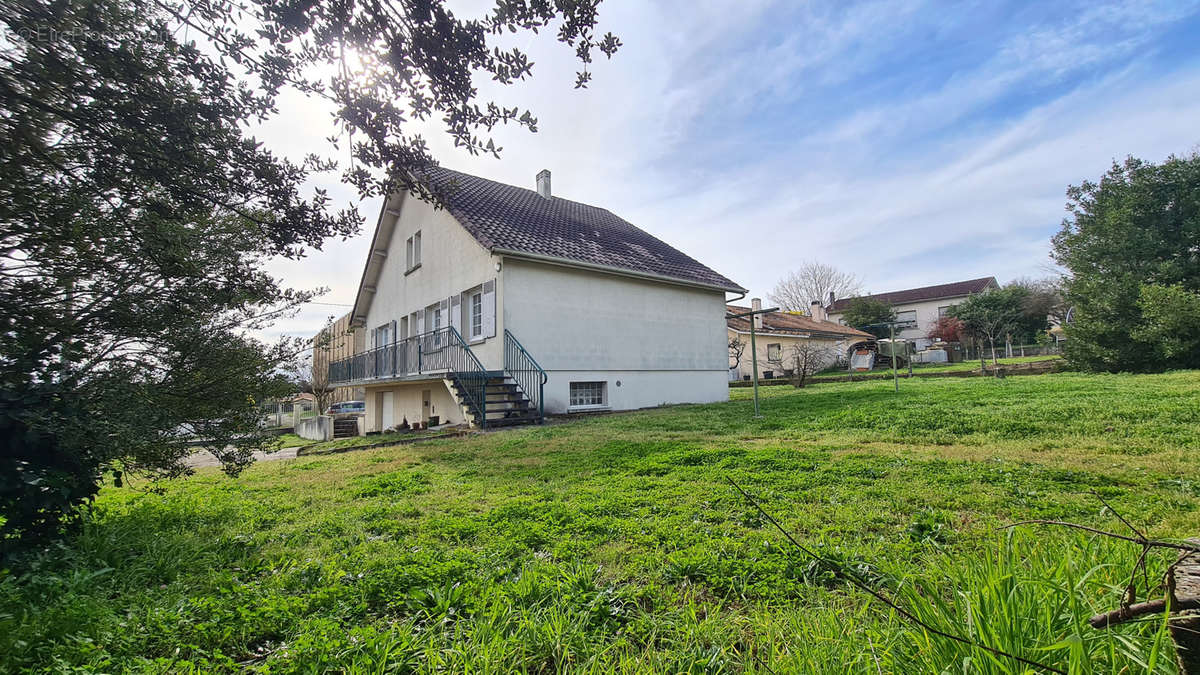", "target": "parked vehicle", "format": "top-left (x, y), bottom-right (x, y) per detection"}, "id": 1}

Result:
top-left (326, 400), bottom-right (365, 416)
